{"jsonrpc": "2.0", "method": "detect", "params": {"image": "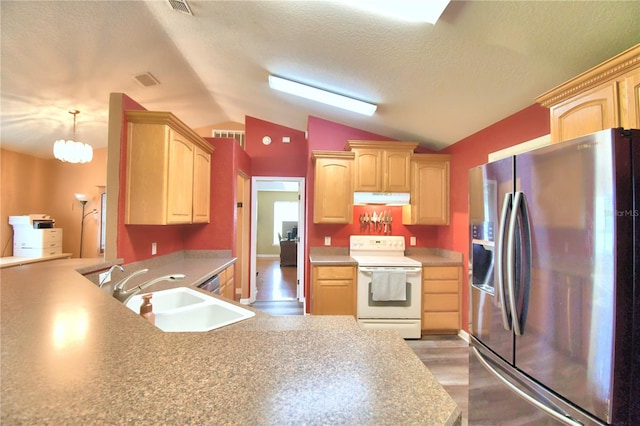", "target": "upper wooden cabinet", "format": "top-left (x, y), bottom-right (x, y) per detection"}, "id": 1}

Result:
top-left (312, 151), bottom-right (355, 224)
top-left (345, 141), bottom-right (418, 192)
top-left (402, 154), bottom-right (451, 225)
top-left (125, 111), bottom-right (214, 225)
top-left (536, 43), bottom-right (640, 143)
top-left (192, 145), bottom-right (211, 223)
